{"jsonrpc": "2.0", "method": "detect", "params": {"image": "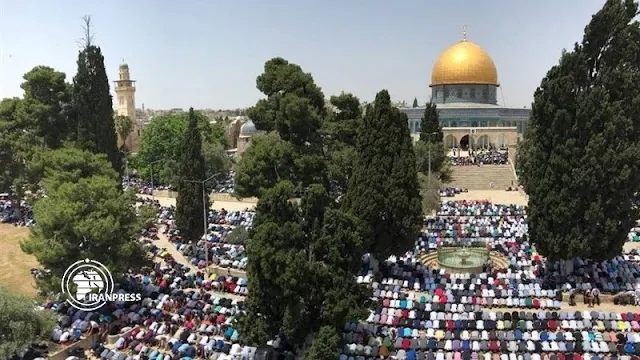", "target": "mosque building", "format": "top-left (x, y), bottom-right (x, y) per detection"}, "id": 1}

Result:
top-left (226, 117), bottom-right (261, 156)
top-left (400, 28), bottom-right (530, 150)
